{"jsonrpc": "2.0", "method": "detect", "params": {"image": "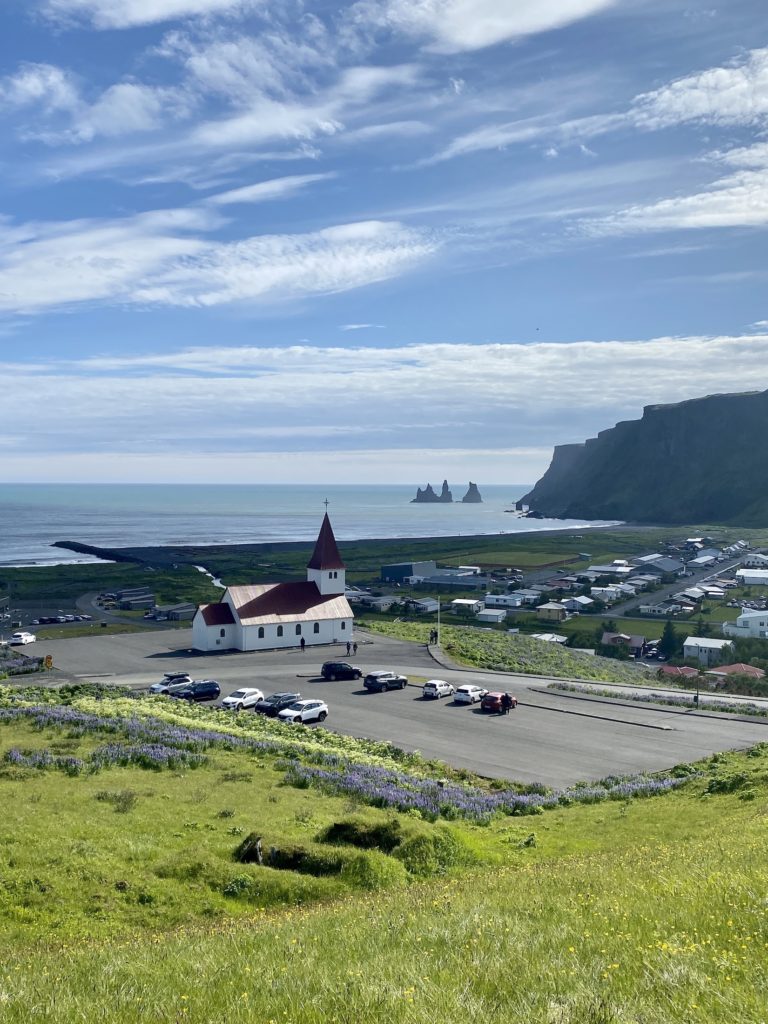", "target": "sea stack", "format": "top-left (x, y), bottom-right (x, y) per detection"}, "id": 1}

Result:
top-left (461, 482), bottom-right (482, 503)
top-left (411, 480), bottom-right (454, 503)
